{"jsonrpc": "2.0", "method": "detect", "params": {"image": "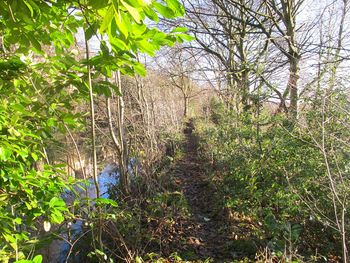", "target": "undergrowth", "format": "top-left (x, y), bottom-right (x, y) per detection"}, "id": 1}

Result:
top-left (193, 98), bottom-right (349, 262)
